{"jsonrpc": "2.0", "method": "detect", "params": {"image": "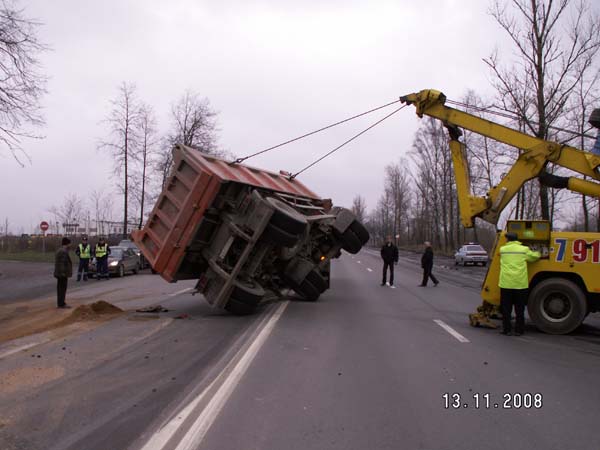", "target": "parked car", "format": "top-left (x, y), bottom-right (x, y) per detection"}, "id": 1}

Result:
top-left (89, 246), bottom-right (140, 277)
top-left (455, 243), bottom-right (488, 266)
top-left (118, 239), bottom-right (147, 269)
